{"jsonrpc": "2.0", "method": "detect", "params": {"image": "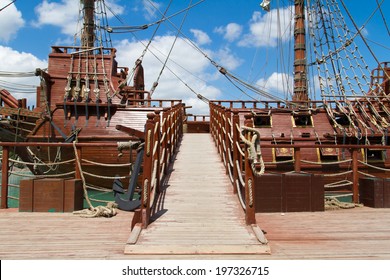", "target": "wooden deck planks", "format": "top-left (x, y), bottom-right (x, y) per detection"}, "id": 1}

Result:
top-left (256, 207), bottom-right (390, 259)
top-left (125, 133), bottom-right (270, 255)
top-left (0, 209), bottom-right (134, 259)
